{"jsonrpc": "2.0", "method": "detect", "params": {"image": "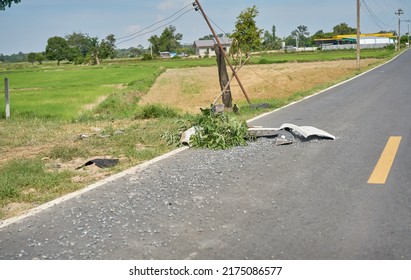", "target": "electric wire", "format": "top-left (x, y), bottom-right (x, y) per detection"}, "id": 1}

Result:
top-left (117, 3), bottom-right (193, 40)
top-left (362, 0), bottom-right (393, 30)
top-left (204, 12), bottom-right (228, 36)
top-left (116, 4), bottom-right (195, 45)
top-left (200, 11), bottom-right (322, 94)
top-left (384, 0), bottom-right (395, 11)
top-left (244, 65), bottom-right (295, 94)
